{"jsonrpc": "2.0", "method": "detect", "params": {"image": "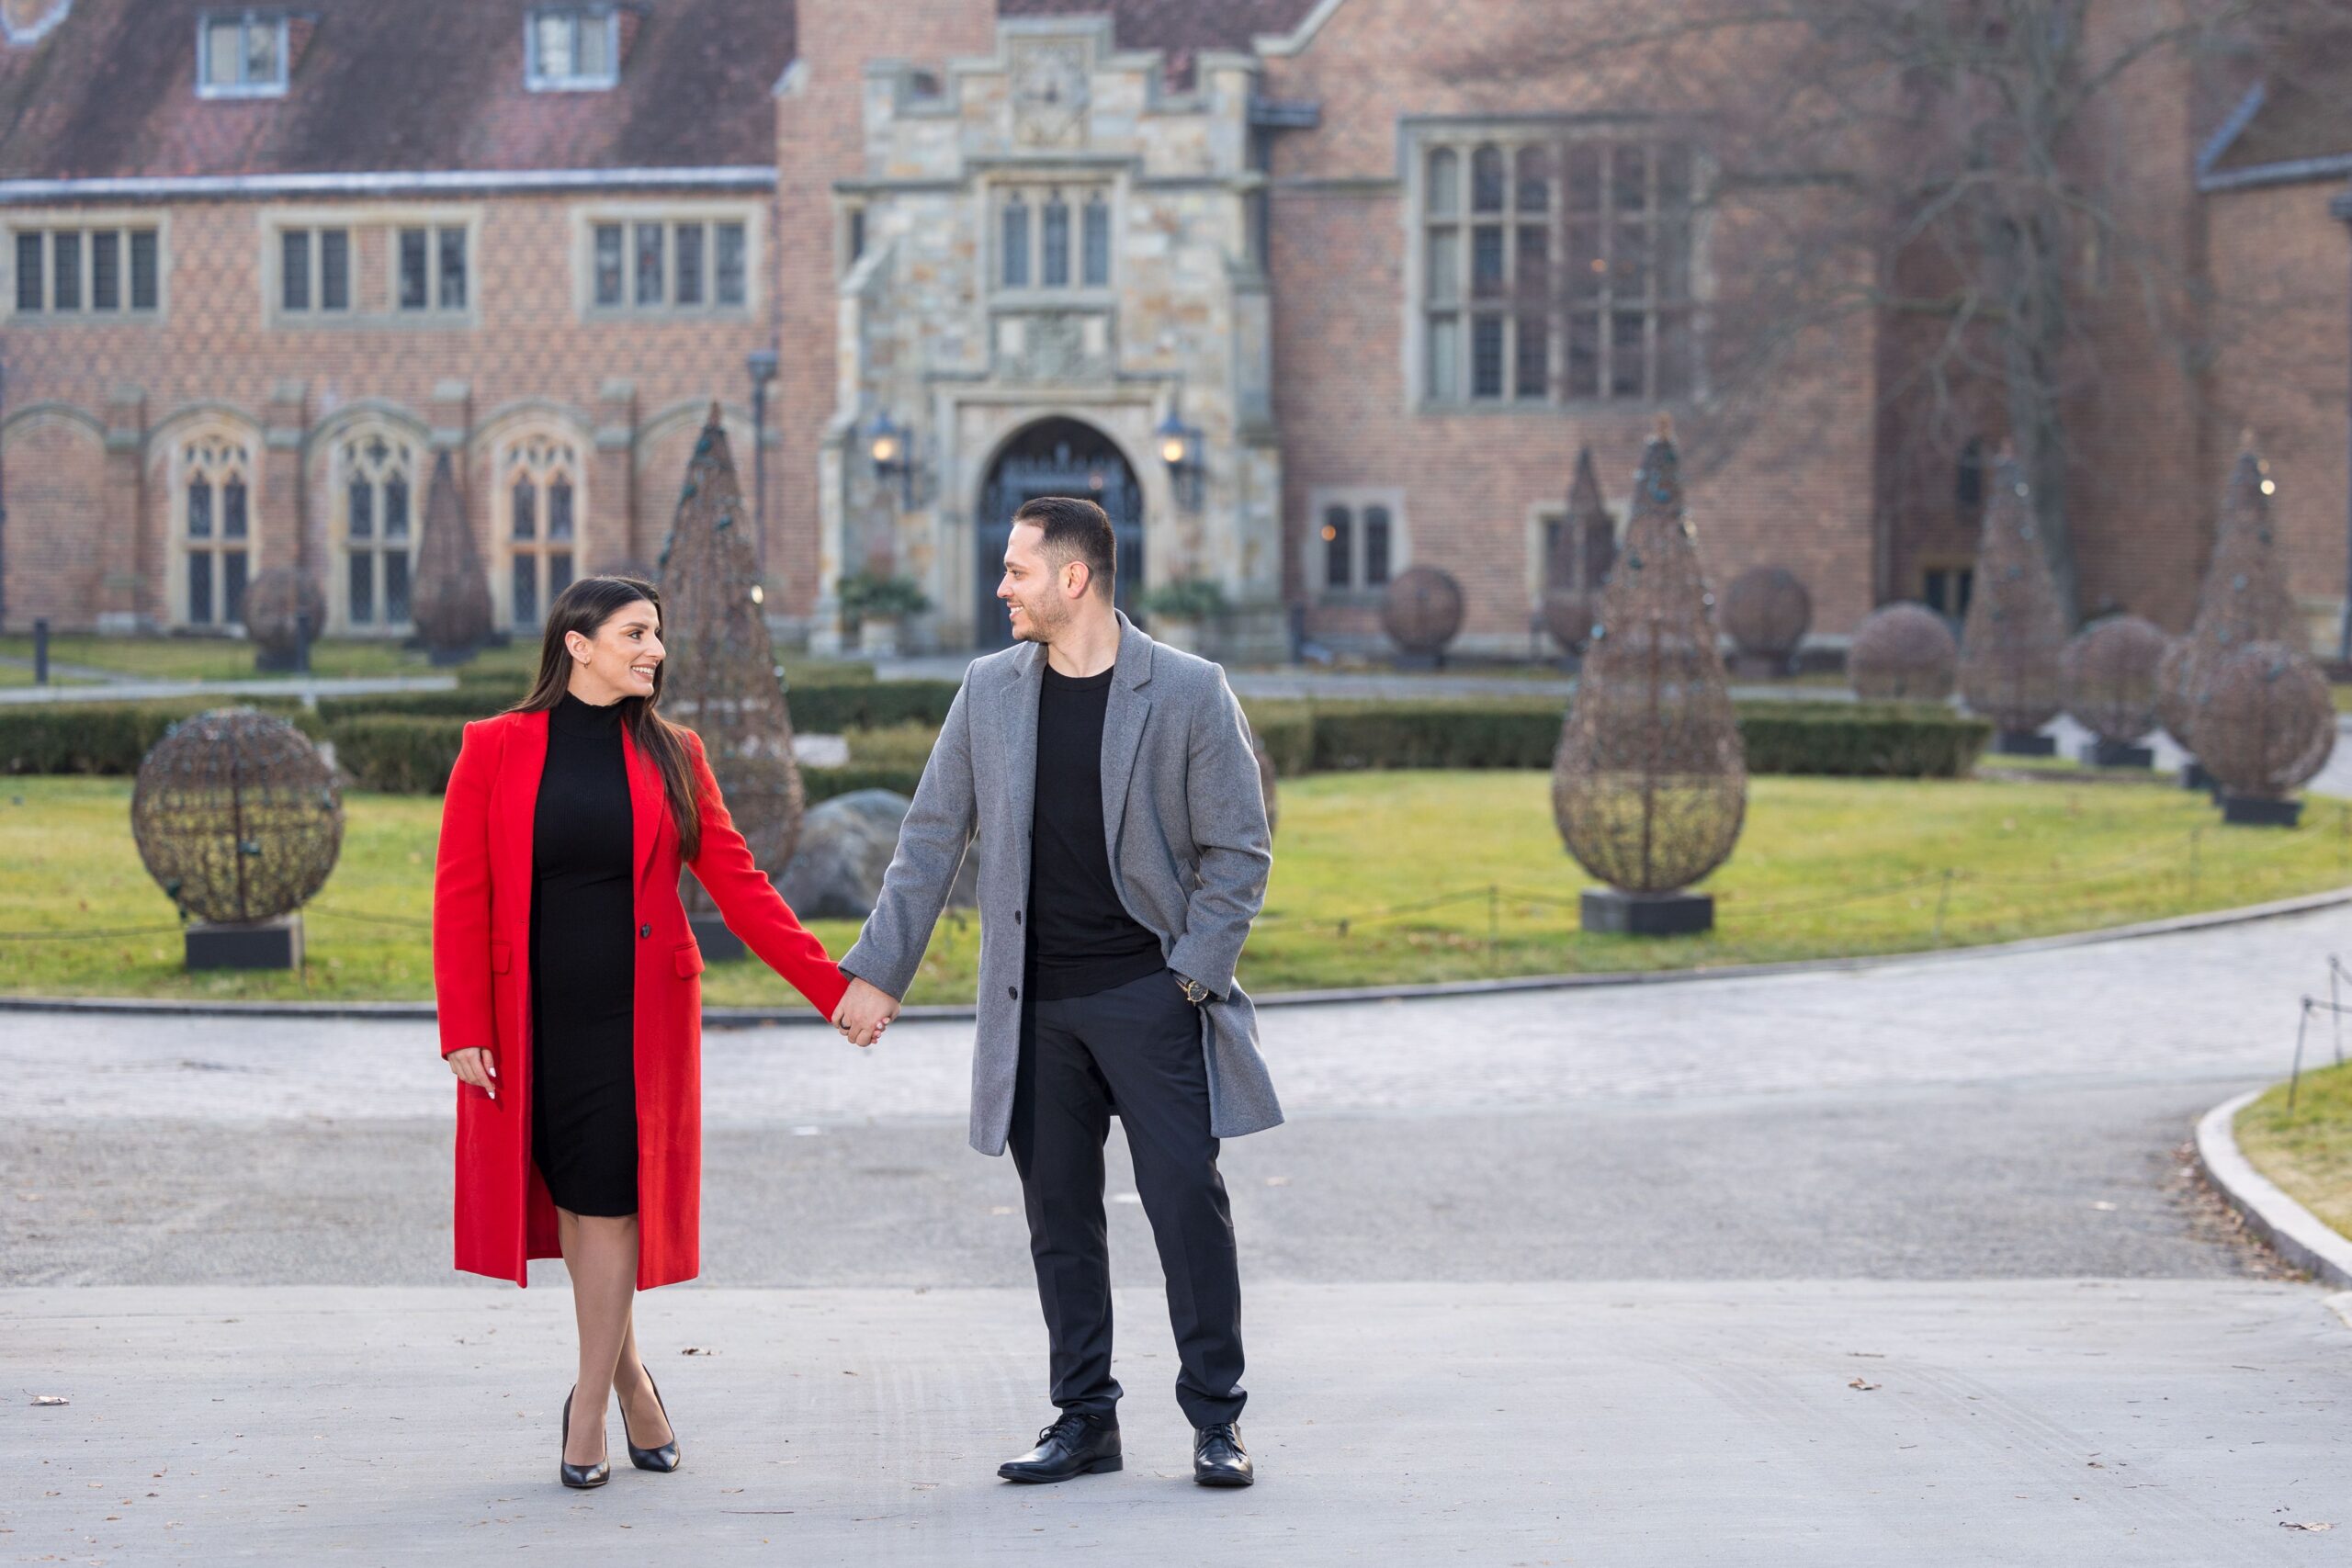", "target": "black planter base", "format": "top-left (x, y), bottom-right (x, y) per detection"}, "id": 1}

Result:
top-left (186, 914), bottom-right (303, 971)
top-left (2081, 739), bottom-right (2154, 769)
top-left (1581, 887), bottom-right (1715, 936)
top-left (1994, 730), bottom-right (2056, 757)
top-left (1390, 651), bottom-right (1445, 671)
top-left (2221, 795), bottom-right (2302, 828)
top-left (689, 912), bottom-right (746, 963)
